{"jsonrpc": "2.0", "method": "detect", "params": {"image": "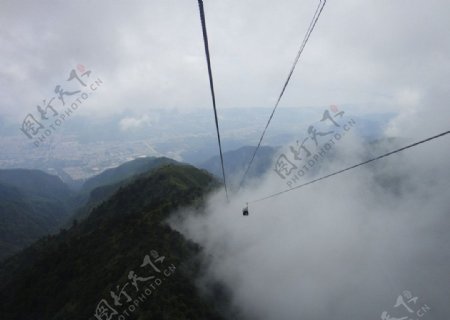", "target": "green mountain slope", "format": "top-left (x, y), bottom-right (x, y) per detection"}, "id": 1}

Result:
top-left (199, 145), bottom-right (278, 188)
top-left (81, 157), bottom-right (176, 194)
top-left (0, 169), bottom-right (72, 201)
top-left (0, 164), bottom-right (230, 320)
top-left (0, 169), bottom-right (74, 261)
top-left (71, 157), bottom-right (178, 224)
